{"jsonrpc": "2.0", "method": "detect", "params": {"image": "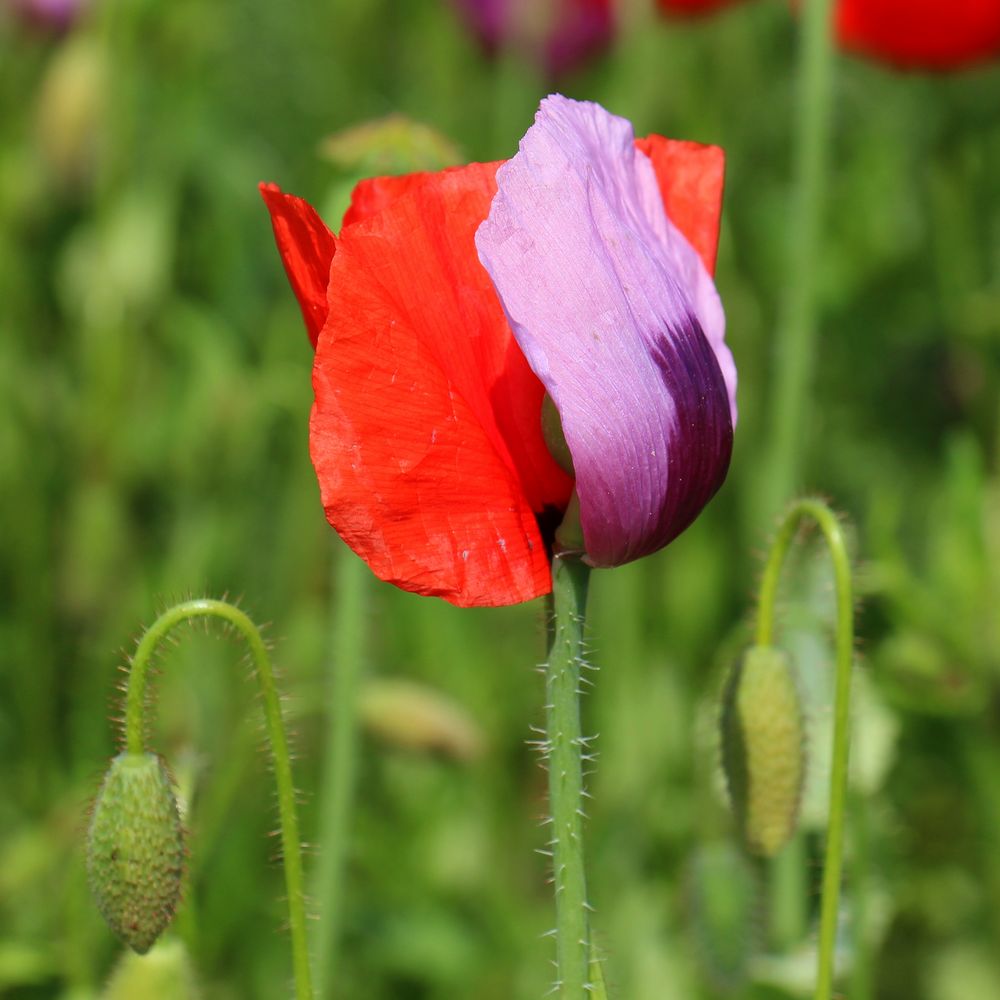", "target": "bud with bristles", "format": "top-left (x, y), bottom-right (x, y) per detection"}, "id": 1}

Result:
top-left (87, 752), bottom-right (185, 953)
top-left (720, 645), bottom-right (805, 857)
